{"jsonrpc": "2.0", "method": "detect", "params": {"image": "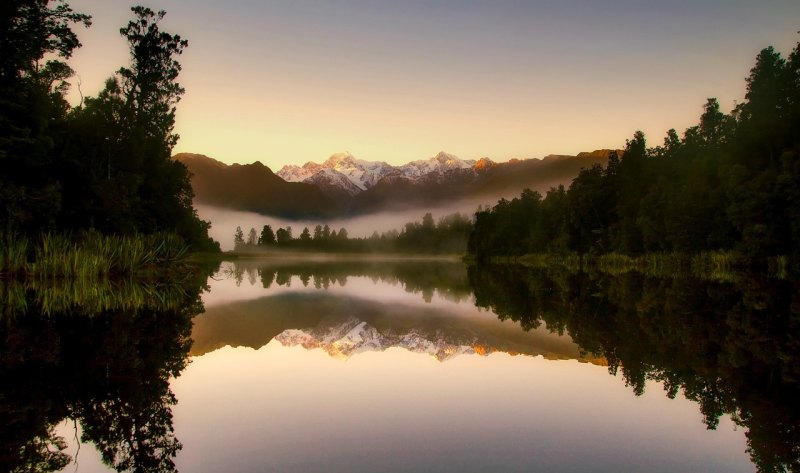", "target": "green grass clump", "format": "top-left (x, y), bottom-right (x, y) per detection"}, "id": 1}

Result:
top-left (0, 231), bottom-right (190, 279)
top-left (0, 233), bottom-right (28, 275)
